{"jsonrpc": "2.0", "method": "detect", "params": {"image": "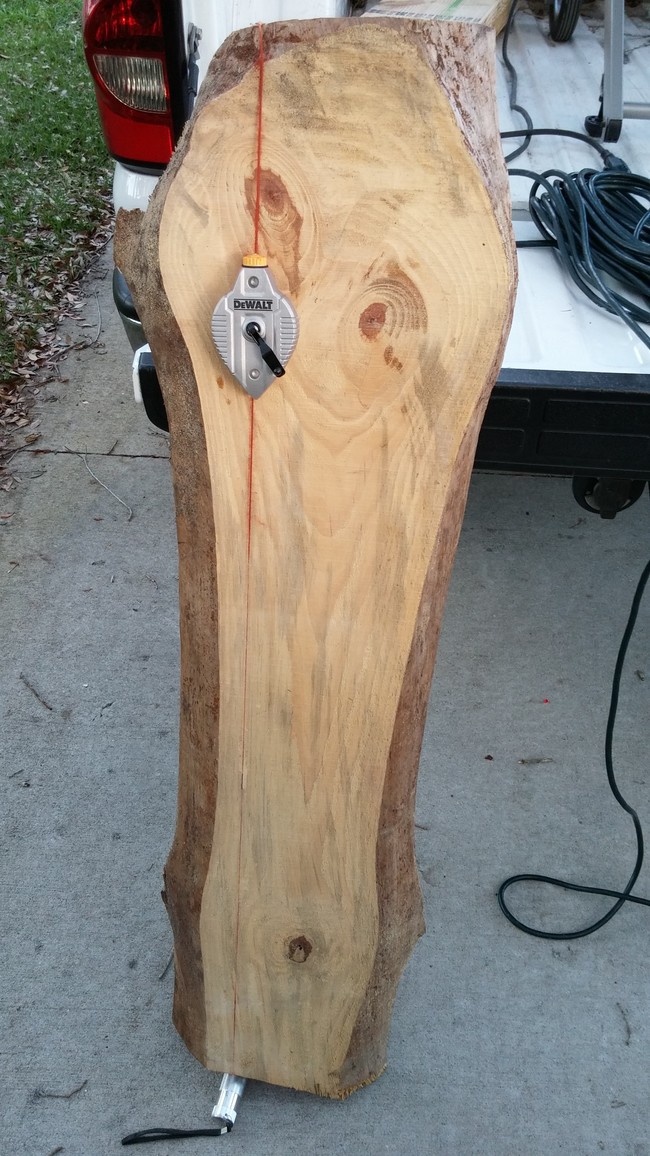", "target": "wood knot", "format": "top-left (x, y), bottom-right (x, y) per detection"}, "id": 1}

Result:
top-left (287, 935), bottom-right (313, 964)
top-left (359, 302), bottom-right (387, 341)
top-left (260, 170), bottom-right (291, 217)
top-left (245, 168), bottom-right (303, 295)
